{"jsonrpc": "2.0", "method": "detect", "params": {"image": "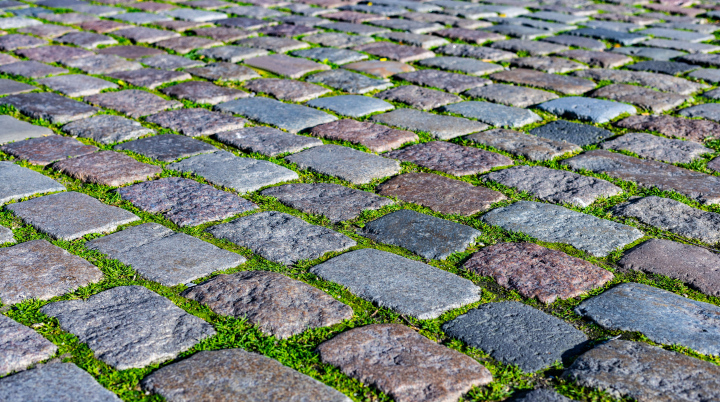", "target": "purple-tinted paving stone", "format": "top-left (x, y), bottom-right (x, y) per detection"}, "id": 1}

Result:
top-left (0, 33), bottom-right (45, 51)
top-left (213, 16), bottom-right (269, 30)
top-left (0, 314), bottom-right (57, 375)
top-left (0, 363), bottom-right (122, 401)
top-left (602, 132), bottom-right (711, 164)
top-left (161, 81), bottom-right (248, 105)
top-left (441, 101), bottom-right (541, 128)
top-left (64, 54), bottom-right (142, 74)
top-left (193, 27), bottom-right (256, 42)
top-left (436, 43), bottom-right (515, 61)
top-left (325, 10), bottom-right (384, 23)
top-left (16, 46), bottom-right (97, 63)
top-left (18, 24), bottom-right (77, 38)
top-left (214, 126), bottom-right (322, 157)
top-left (56, 31), bottom-right (116, 49)
top-left (342, 60), bottom-right (414, 78)
top-left (154, 36), bottom-right (219, 54)
top-left (375, 85), bottom-right (461, 111)
top-left (0, 54), bottom-right (18, 66)
top-left (261, 183), bottom-right (392, 222)
top-left (465, 84), bottom-right (557, 108)
top-left (0, 78), bottom-right (34, 96)
top-left (538, 96), bottom-right (636, 123)
top-left (41, 285), bottom-right (215, 369)
top-left (141, 54), bottom-right (203, 70)
top-left (467, 128), bottom-right (580, 161)
top-left (396, 69), bottom-right (490, 93)
top-left (37, 74), bottom-right (117, 97)
top-left (245, 78), bottom-right (329, 102)
top-left (84, 90), bottom-right (181, 118)
top-left (573, 68), bottom-right (706, 95)
top-left (196, 46), bottom-right (266, 63)
top-left (243, 54), bottom-right (329, 79)
top-left (54, 151), bottom-right (162, 187)
top-left (183, 271), bottom-right (352, 338)
top-left (115, 133), bottom-right (216, 162)
top-left (258, 23), bottom-right (318, 37)
top-left (310, 119), bottom-right (415, 153)
top-left (485, 165), bottom-right (622, 207)
top-left (97, 45), bottom-right (165, 60)
top-left (354, 42), bottom-right (434, 63)
top-left (2, 92), bottom-right (96, 124)
top-left (1, 135), bottom-right (96, 166)
top-left (107, 68), bottom-right (190, 89)
top-left (185, 62), bottom-right (259, 81)
top-left (303, 32), bottom-right (374, 48)
top-left (236, 37), bottom-right (309, 53)
top-left (360, 209), bottom-right (481, 259)
top-left (386, 141), bottom-right (512, 176)
top-left (491, 39), bottom-right (568, 56)
top-left (78, 19), bottom-right (129, 34)
top-left (141, 349), bottom-right (351, 402)
top-left (215, 97), bottom-right (335, 133)
top-left (434, 27), bottom-right (504, 44)
top-left (0, 161), bottom-right (64, 204)
top-left (7, 191), bottom-right (138, 240)
top-left (465, 242), bottom-right (613, 303)
top-left (564, 150), bottom-right (720, 204)
top-left (590, 84), bottom-right (686, 113)
top-left (416, 56), bottom-right (501, 75)
top-left (491, 68), bottom-right (595, 95)
top-left (616, 114), bottom-right (718, 143)
top-left (286, 144), bottom-right (400, 184)
top-left (0, 239), bottom-right (102, 305)
top-left (113, 27), bottom-right (180, 45)
top-left (530, 120), bottom-right (613, 147)
top-left (443, 301), bottom-right (587, 373)
top-left (565, 340), bottom-right (720, 402)
top-left (146, 108), bottom-right (244, 137)
top-left (307, 95), bottom-right (393, 118)
top-left (370, 108), bottom-right (486, 140)
top-left (62, 115), bottom-right (153, 145)
top-left (207, 210), bottom-right (355, 264)
top-left (0, 60), bottom-right (66, 79)
top-left (509, 56), bottom-right (587, 73)
top-left (306, 69), bottom-right (392, 94)
top-left (317, 324), bottom-right (491, 402)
